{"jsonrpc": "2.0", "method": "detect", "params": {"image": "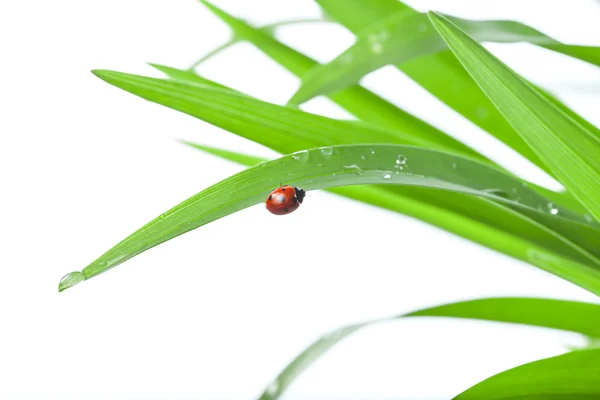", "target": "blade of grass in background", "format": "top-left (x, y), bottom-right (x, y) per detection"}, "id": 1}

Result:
top-left (313, 0), bottom-right (547, 179)
top-left (428, 12), bottom-right (600, 222)
top-left (58, 143), bottom-right (600, 292)
top-left (183, 2), bottom-right (593, 215)
top-left (197, 0), bottom-right (483, 163)
top-left (191, 1), bottom-right (600, 186)
top-left (256, 297), bottom-right (600, 400)
top-left (454, 348), bottom-right (600, 399)
top-left (289, 12), bottom-right (600, 106)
